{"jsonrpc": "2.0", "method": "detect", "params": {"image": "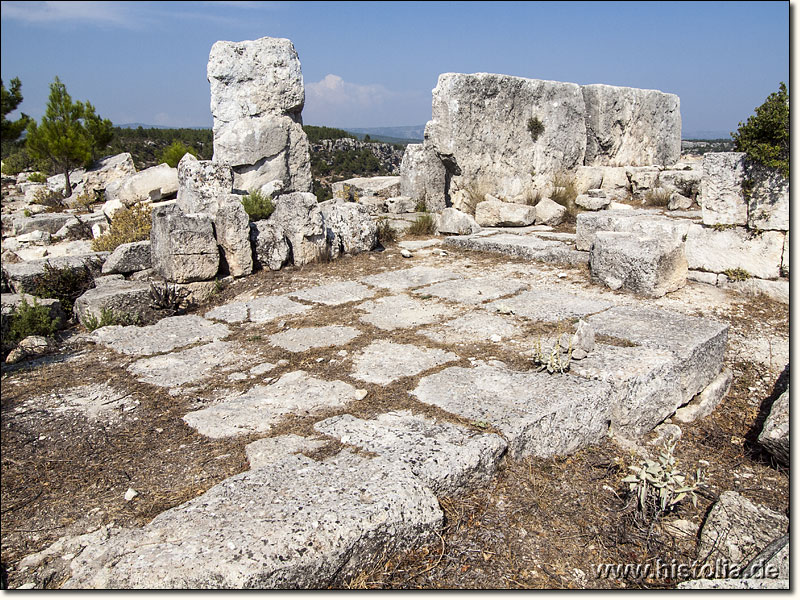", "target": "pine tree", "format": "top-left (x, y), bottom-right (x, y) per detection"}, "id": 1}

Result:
top-left (26, 77), bottom-right (113, 196)
top-left (1, 77), bottom-right (31, 145)
top-left (732, 82), bottom-right (789, 179)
